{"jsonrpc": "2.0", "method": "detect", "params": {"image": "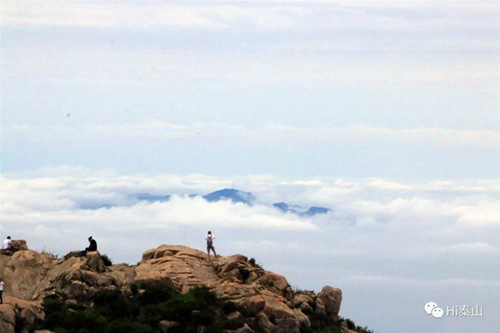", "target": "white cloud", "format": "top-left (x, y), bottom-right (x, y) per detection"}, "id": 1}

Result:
top-left (5, 121), bottom-right (500, 150)
top-left (1, 2), bottom-right (225, 29)
top-left (346, 274), bottom-right (500, 288)
top-left (3, 1), bottom-right (497, 92)
top-left (0, 176), bottom-right (318, 230)
top-left (455, 199), bottom-right (500, 227)
top-left (3, 1), bottom-right (497, 33)
top-left (436, 242), bottom-right (500, 255)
